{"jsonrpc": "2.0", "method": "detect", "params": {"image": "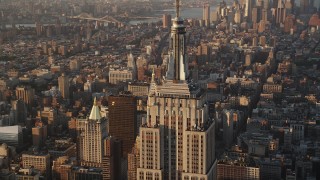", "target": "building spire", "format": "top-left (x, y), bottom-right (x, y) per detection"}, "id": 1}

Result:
top-left (151, 68), bottom-right (155, 83)
top-left (93, 97), bottom-right (97, 106)
top-left (149, 68), bottom-right (157, 95)
top-left (89, 97), bottom-right (102, 120)
top-left (165, 0), bottom-right (187, 82)
top-left (176, 0), bottom-right (180, 18)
